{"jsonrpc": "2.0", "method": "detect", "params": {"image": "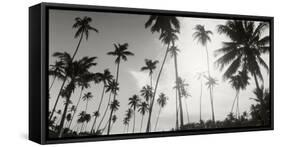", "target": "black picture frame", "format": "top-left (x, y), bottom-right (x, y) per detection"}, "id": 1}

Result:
top-left (29, 2), bottom-right (274, 144)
